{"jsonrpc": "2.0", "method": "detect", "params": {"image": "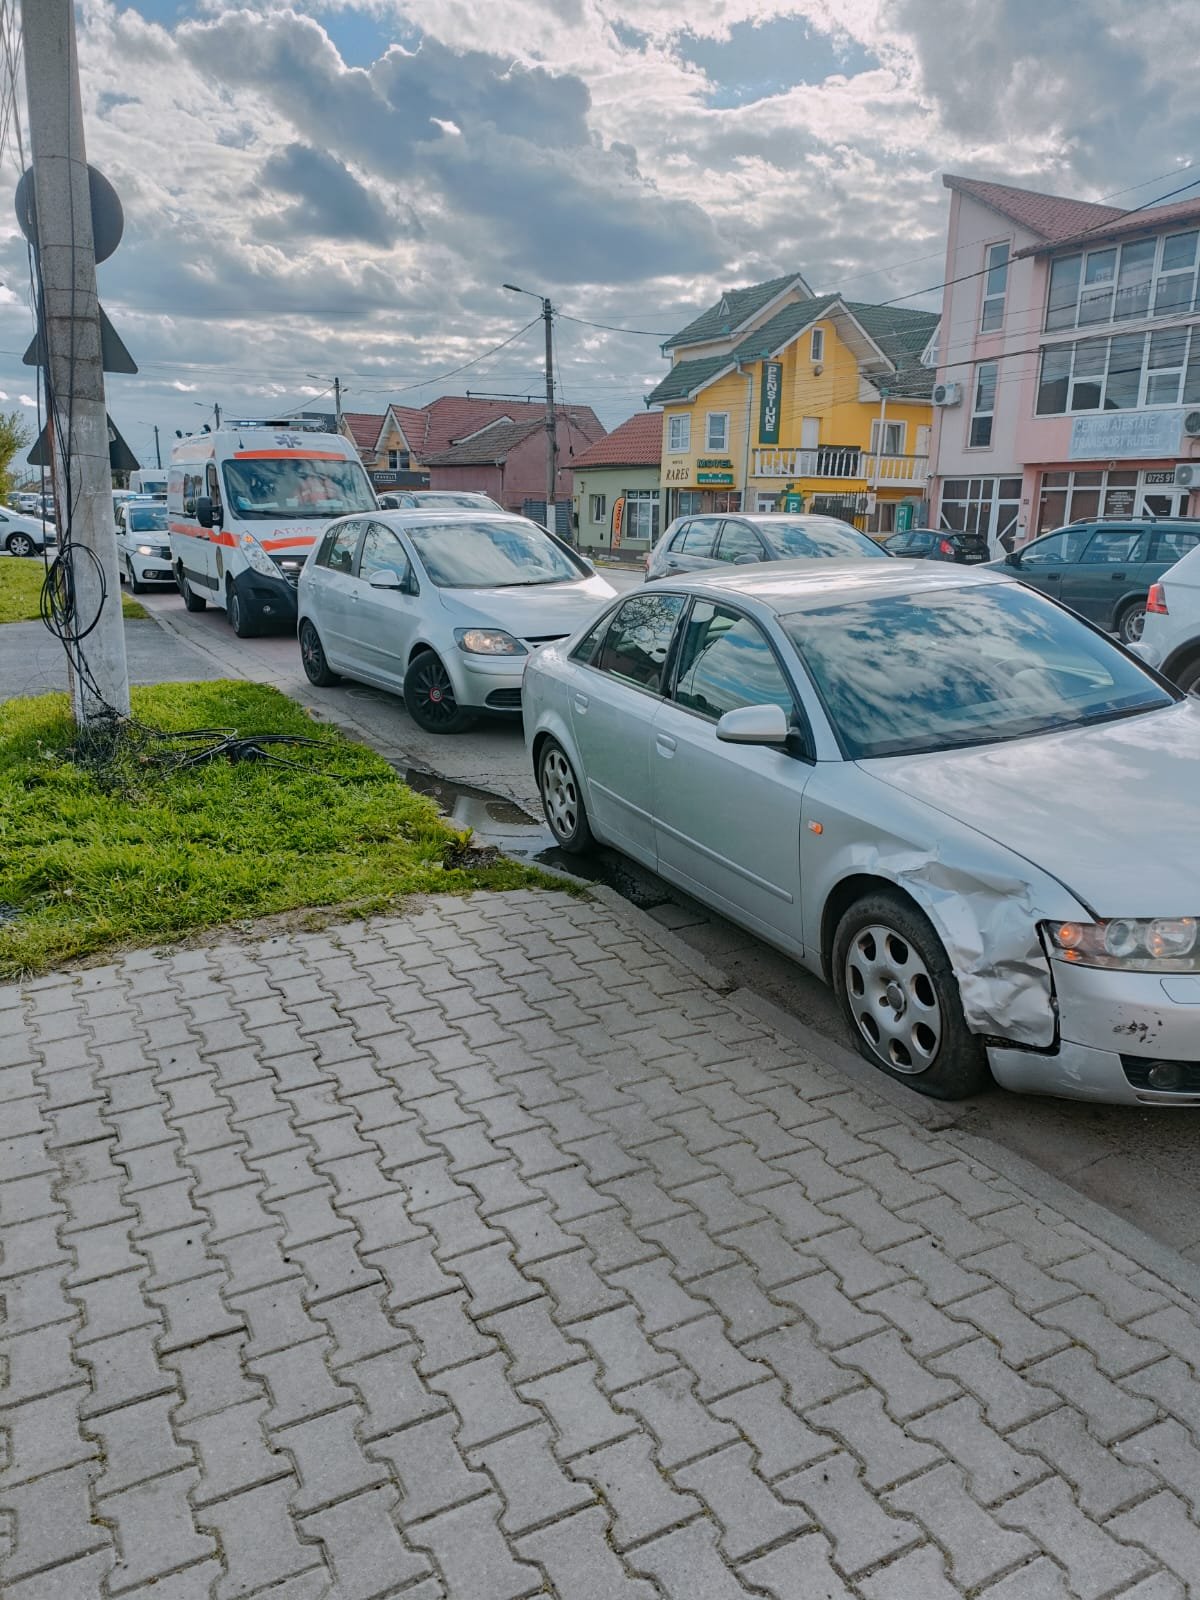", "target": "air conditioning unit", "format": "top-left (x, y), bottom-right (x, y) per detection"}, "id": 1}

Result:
top-left (1183, 410), bottom-right (1200, 438)
top-left (1174, 462), bottom-right (1200, 489)
top-left (932, 382), bottom-right (962, 407)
